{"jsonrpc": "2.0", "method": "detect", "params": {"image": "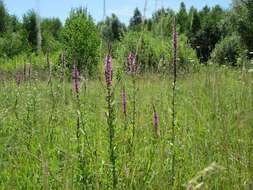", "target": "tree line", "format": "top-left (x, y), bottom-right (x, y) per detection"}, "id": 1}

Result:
top-left (0, 0), bottom-right (252, 74)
